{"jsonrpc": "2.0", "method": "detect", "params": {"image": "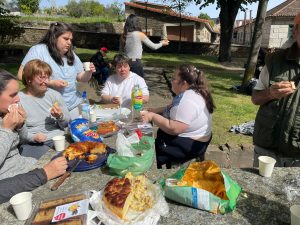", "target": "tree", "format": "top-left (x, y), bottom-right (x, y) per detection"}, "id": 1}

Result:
top-left (241, 0), bottom-right (268, 89)
top-left (194, 0), bottom-right (257, 62)
top-left (162, 0), bottom-right (193, 52)
top-left (0, 2), bottom-right (24, 43)
top-left (198, 12), bottom-right (215, 27)
top-left (17, 0), bottom-right (40, 14)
